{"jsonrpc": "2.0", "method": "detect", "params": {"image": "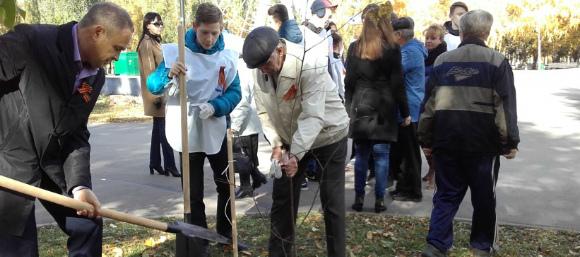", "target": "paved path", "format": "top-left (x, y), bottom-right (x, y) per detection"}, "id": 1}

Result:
top-left (36, 68), bottom-right (580, 231)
